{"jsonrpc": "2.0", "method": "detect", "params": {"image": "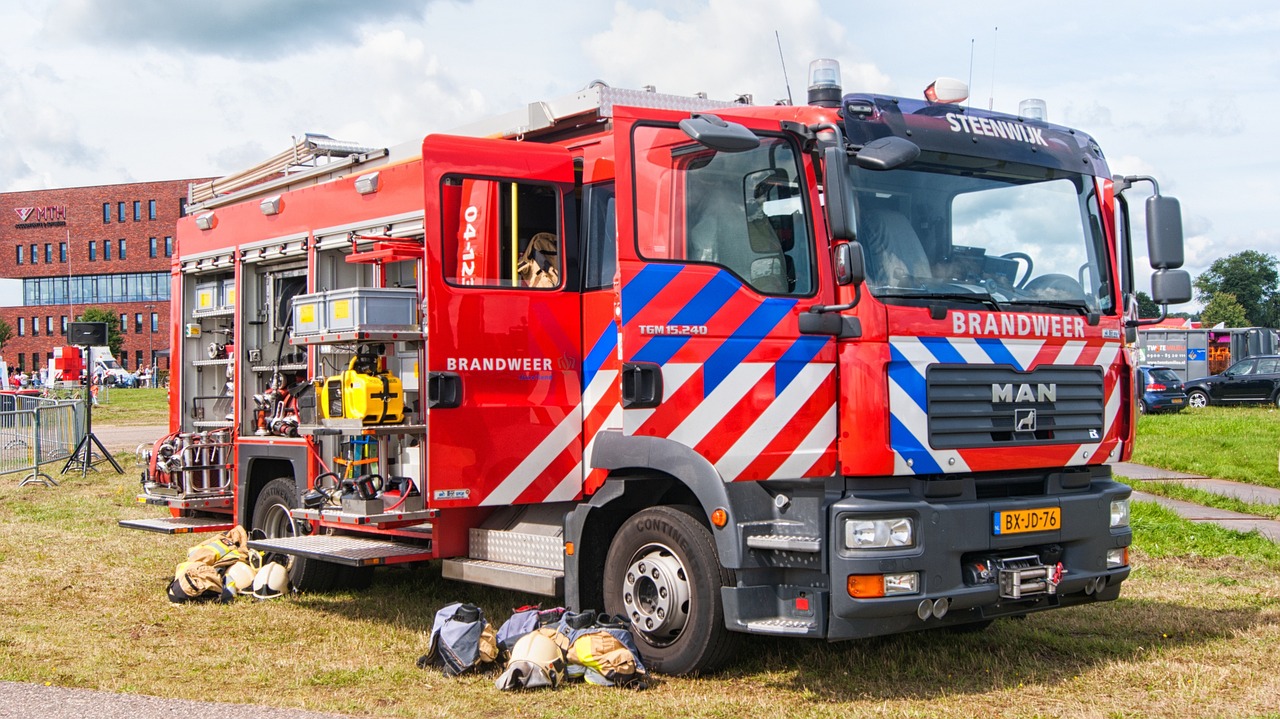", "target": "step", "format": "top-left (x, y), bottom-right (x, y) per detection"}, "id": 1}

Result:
top-left (248, 534), bottom-right (433, 567)
top-left (441, 557), bottom-right (563, 597)
top-left (118, 516), bottom-right (237, 535)
top-left (745, 534), bottom-right (821, 552)
top-left (742, 617), bottom-right (819, 636)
